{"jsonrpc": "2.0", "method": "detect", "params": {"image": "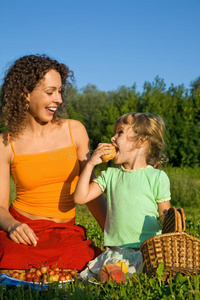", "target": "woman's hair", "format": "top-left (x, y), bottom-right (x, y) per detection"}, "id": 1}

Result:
top-left (1, 54), bottom-right (74, 138)
top-left (114, 112), bottom-right (167, 168)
